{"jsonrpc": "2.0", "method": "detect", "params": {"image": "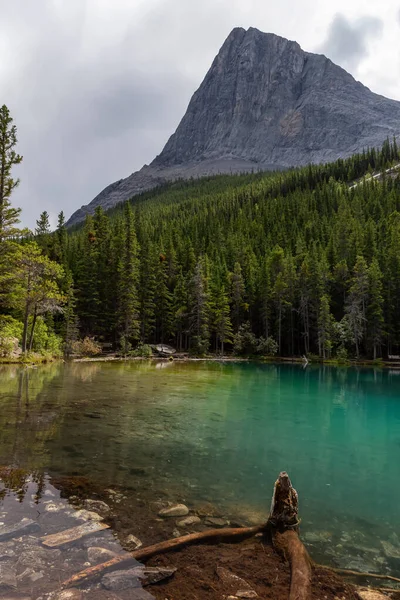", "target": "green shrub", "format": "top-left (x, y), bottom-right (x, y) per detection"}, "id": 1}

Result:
top-left (233, 322), bottom-right (258, 355)
top-left (72, 337), bottom-right (102, 357)
top-left (132, 343), bottom-right (153, 358)
top-left (257, 336), bottom-right (278, 356)
top-left (0, 316), bottom-right (23, 357)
